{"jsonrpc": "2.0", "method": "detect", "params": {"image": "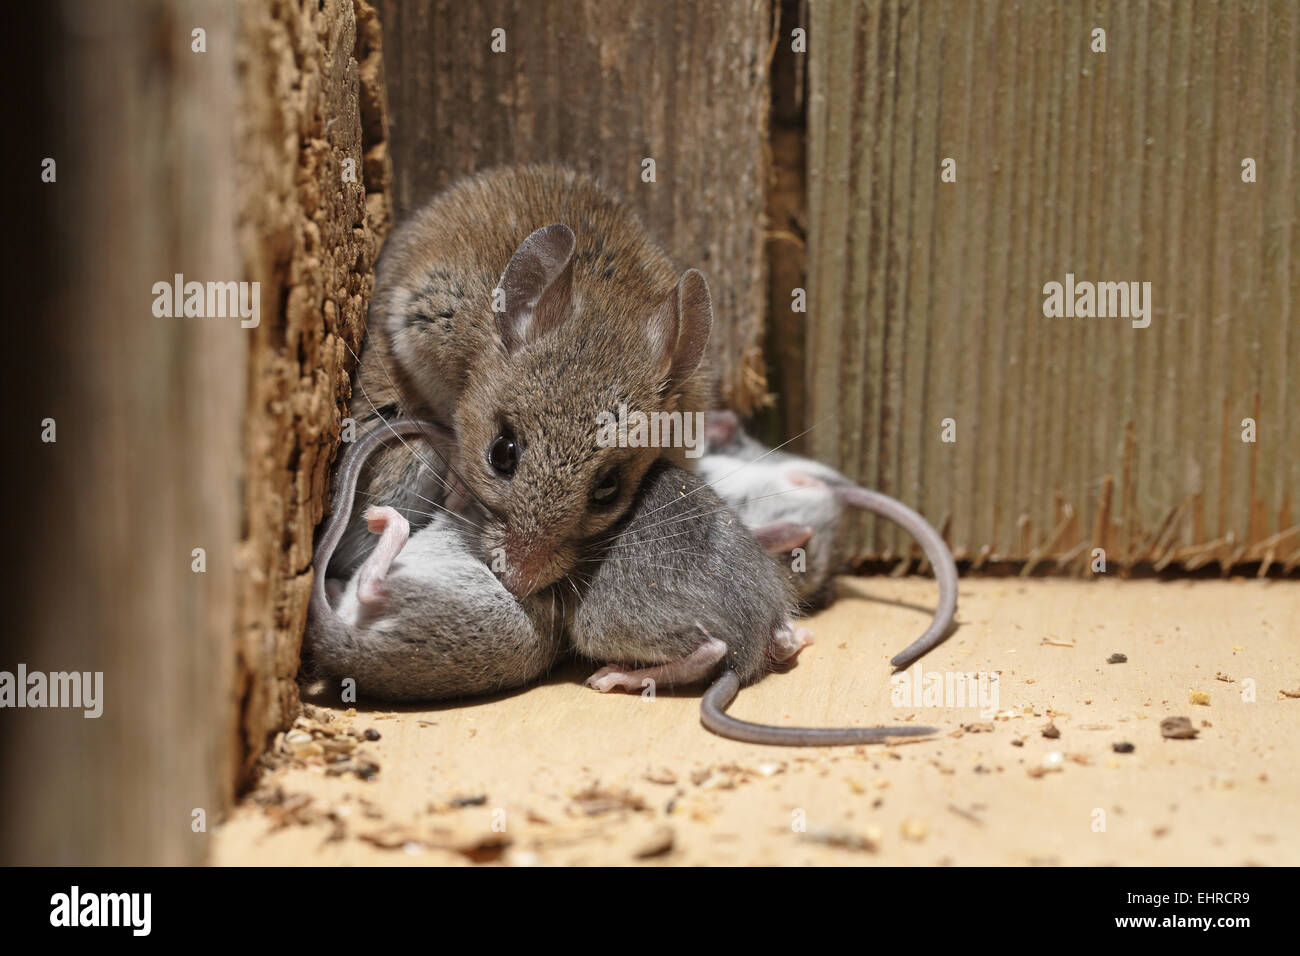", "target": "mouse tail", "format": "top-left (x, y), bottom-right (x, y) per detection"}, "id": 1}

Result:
top-left (831, 483), bottom-right (959, 669)
top-left (700, 668), bottom-right (937, 745)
